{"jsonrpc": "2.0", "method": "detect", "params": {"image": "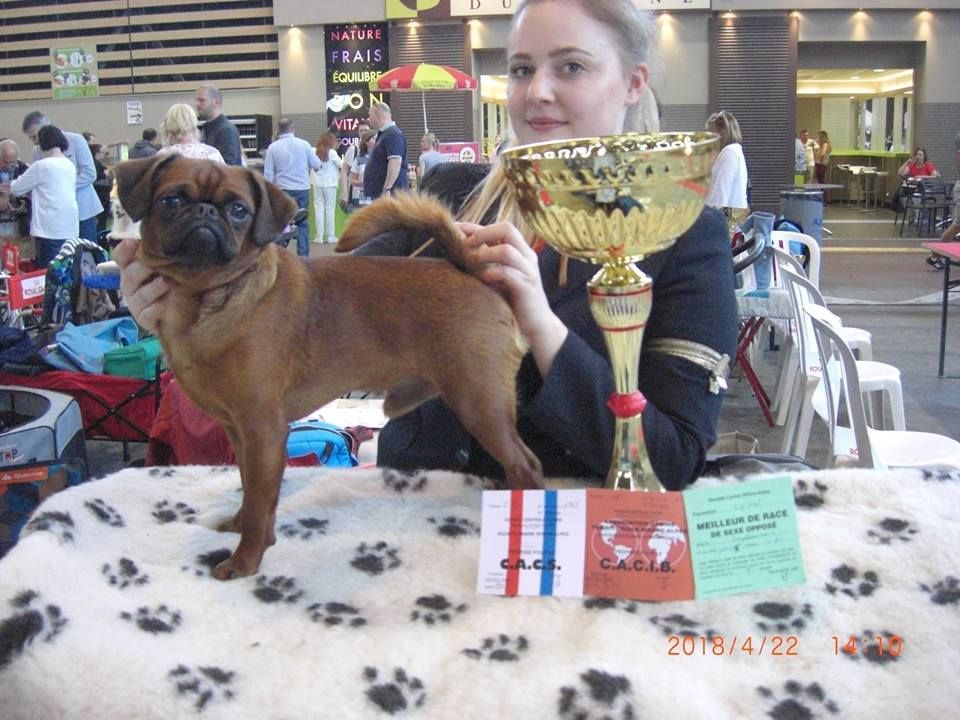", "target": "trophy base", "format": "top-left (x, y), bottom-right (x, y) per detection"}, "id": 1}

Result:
top-left (588, 264), bottom-right (666, 493)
